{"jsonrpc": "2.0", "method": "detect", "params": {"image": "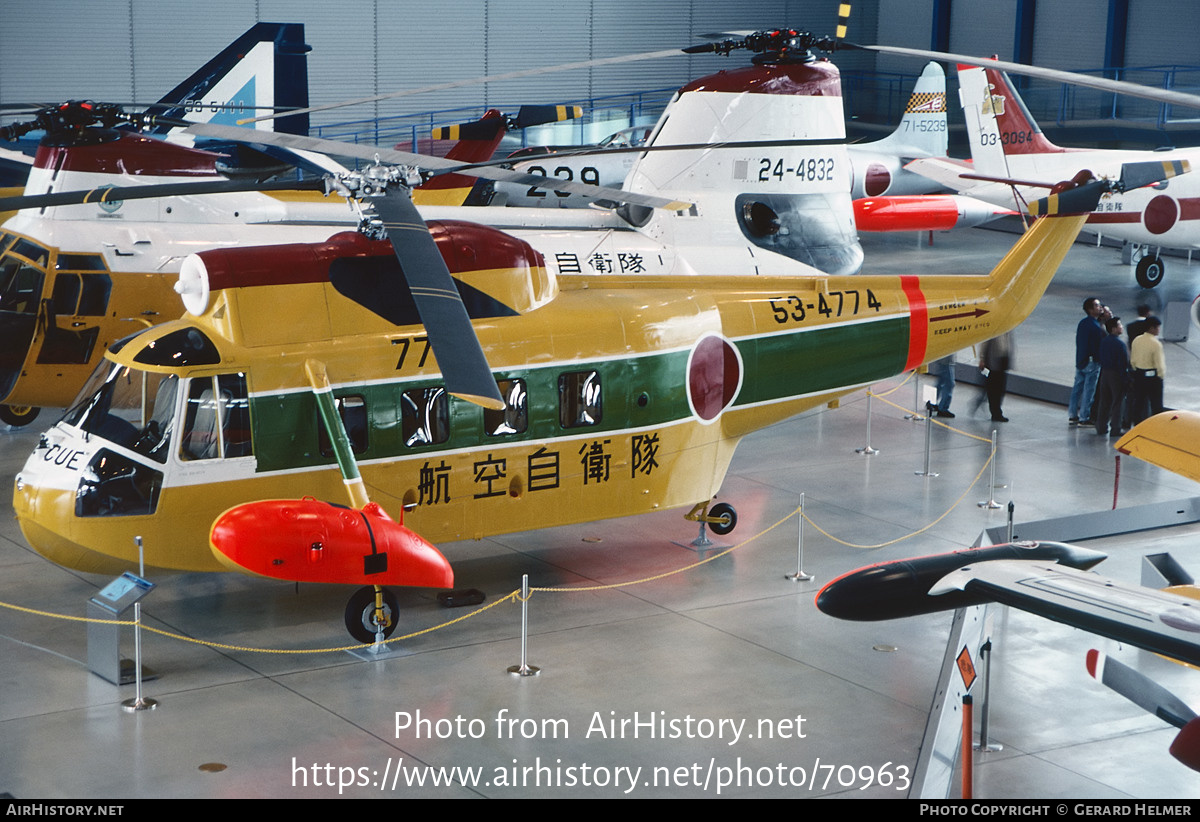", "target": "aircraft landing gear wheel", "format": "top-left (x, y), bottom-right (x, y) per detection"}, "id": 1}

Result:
top-left (708, 502), bottom-right (737, 536)
top-left (345, 586), bottom-right (398, 644)
top-left (1136, 254), bottom-right (1165, 288)
top-left (0, 405), bottom-right (40, 427)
